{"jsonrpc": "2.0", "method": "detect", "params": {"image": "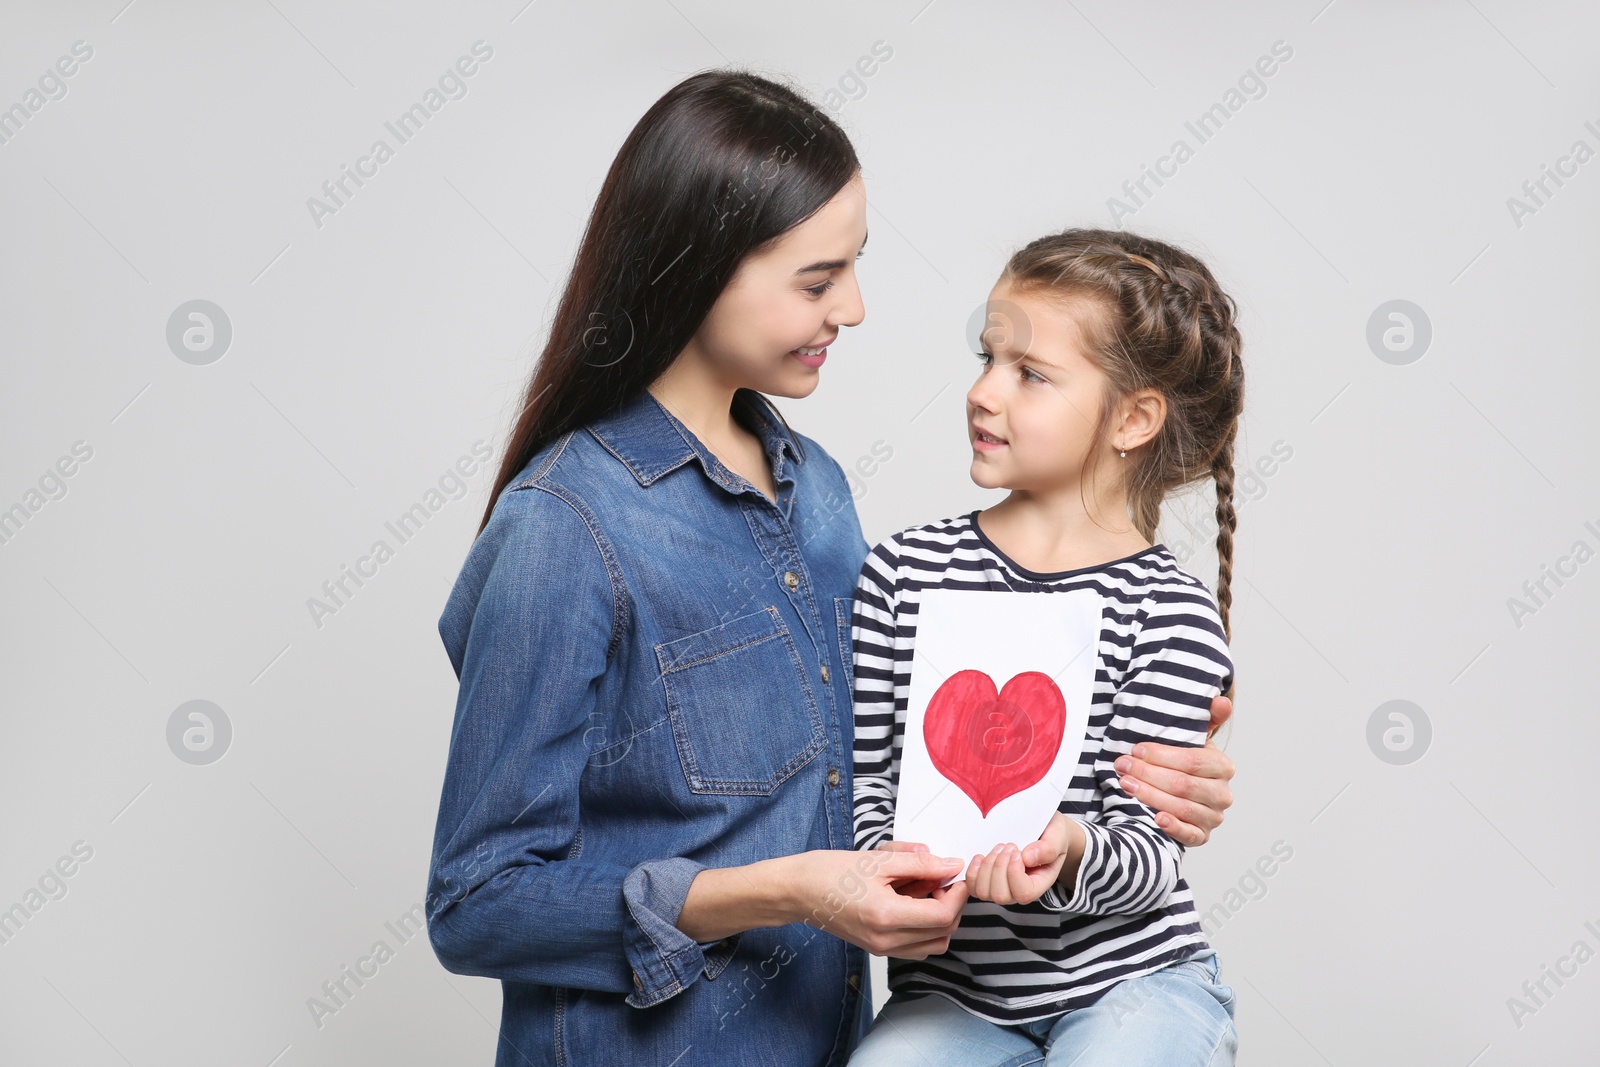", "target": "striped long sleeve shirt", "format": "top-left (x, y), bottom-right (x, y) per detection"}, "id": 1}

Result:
top-left (850, 511), bottom-right (1234, 1024)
